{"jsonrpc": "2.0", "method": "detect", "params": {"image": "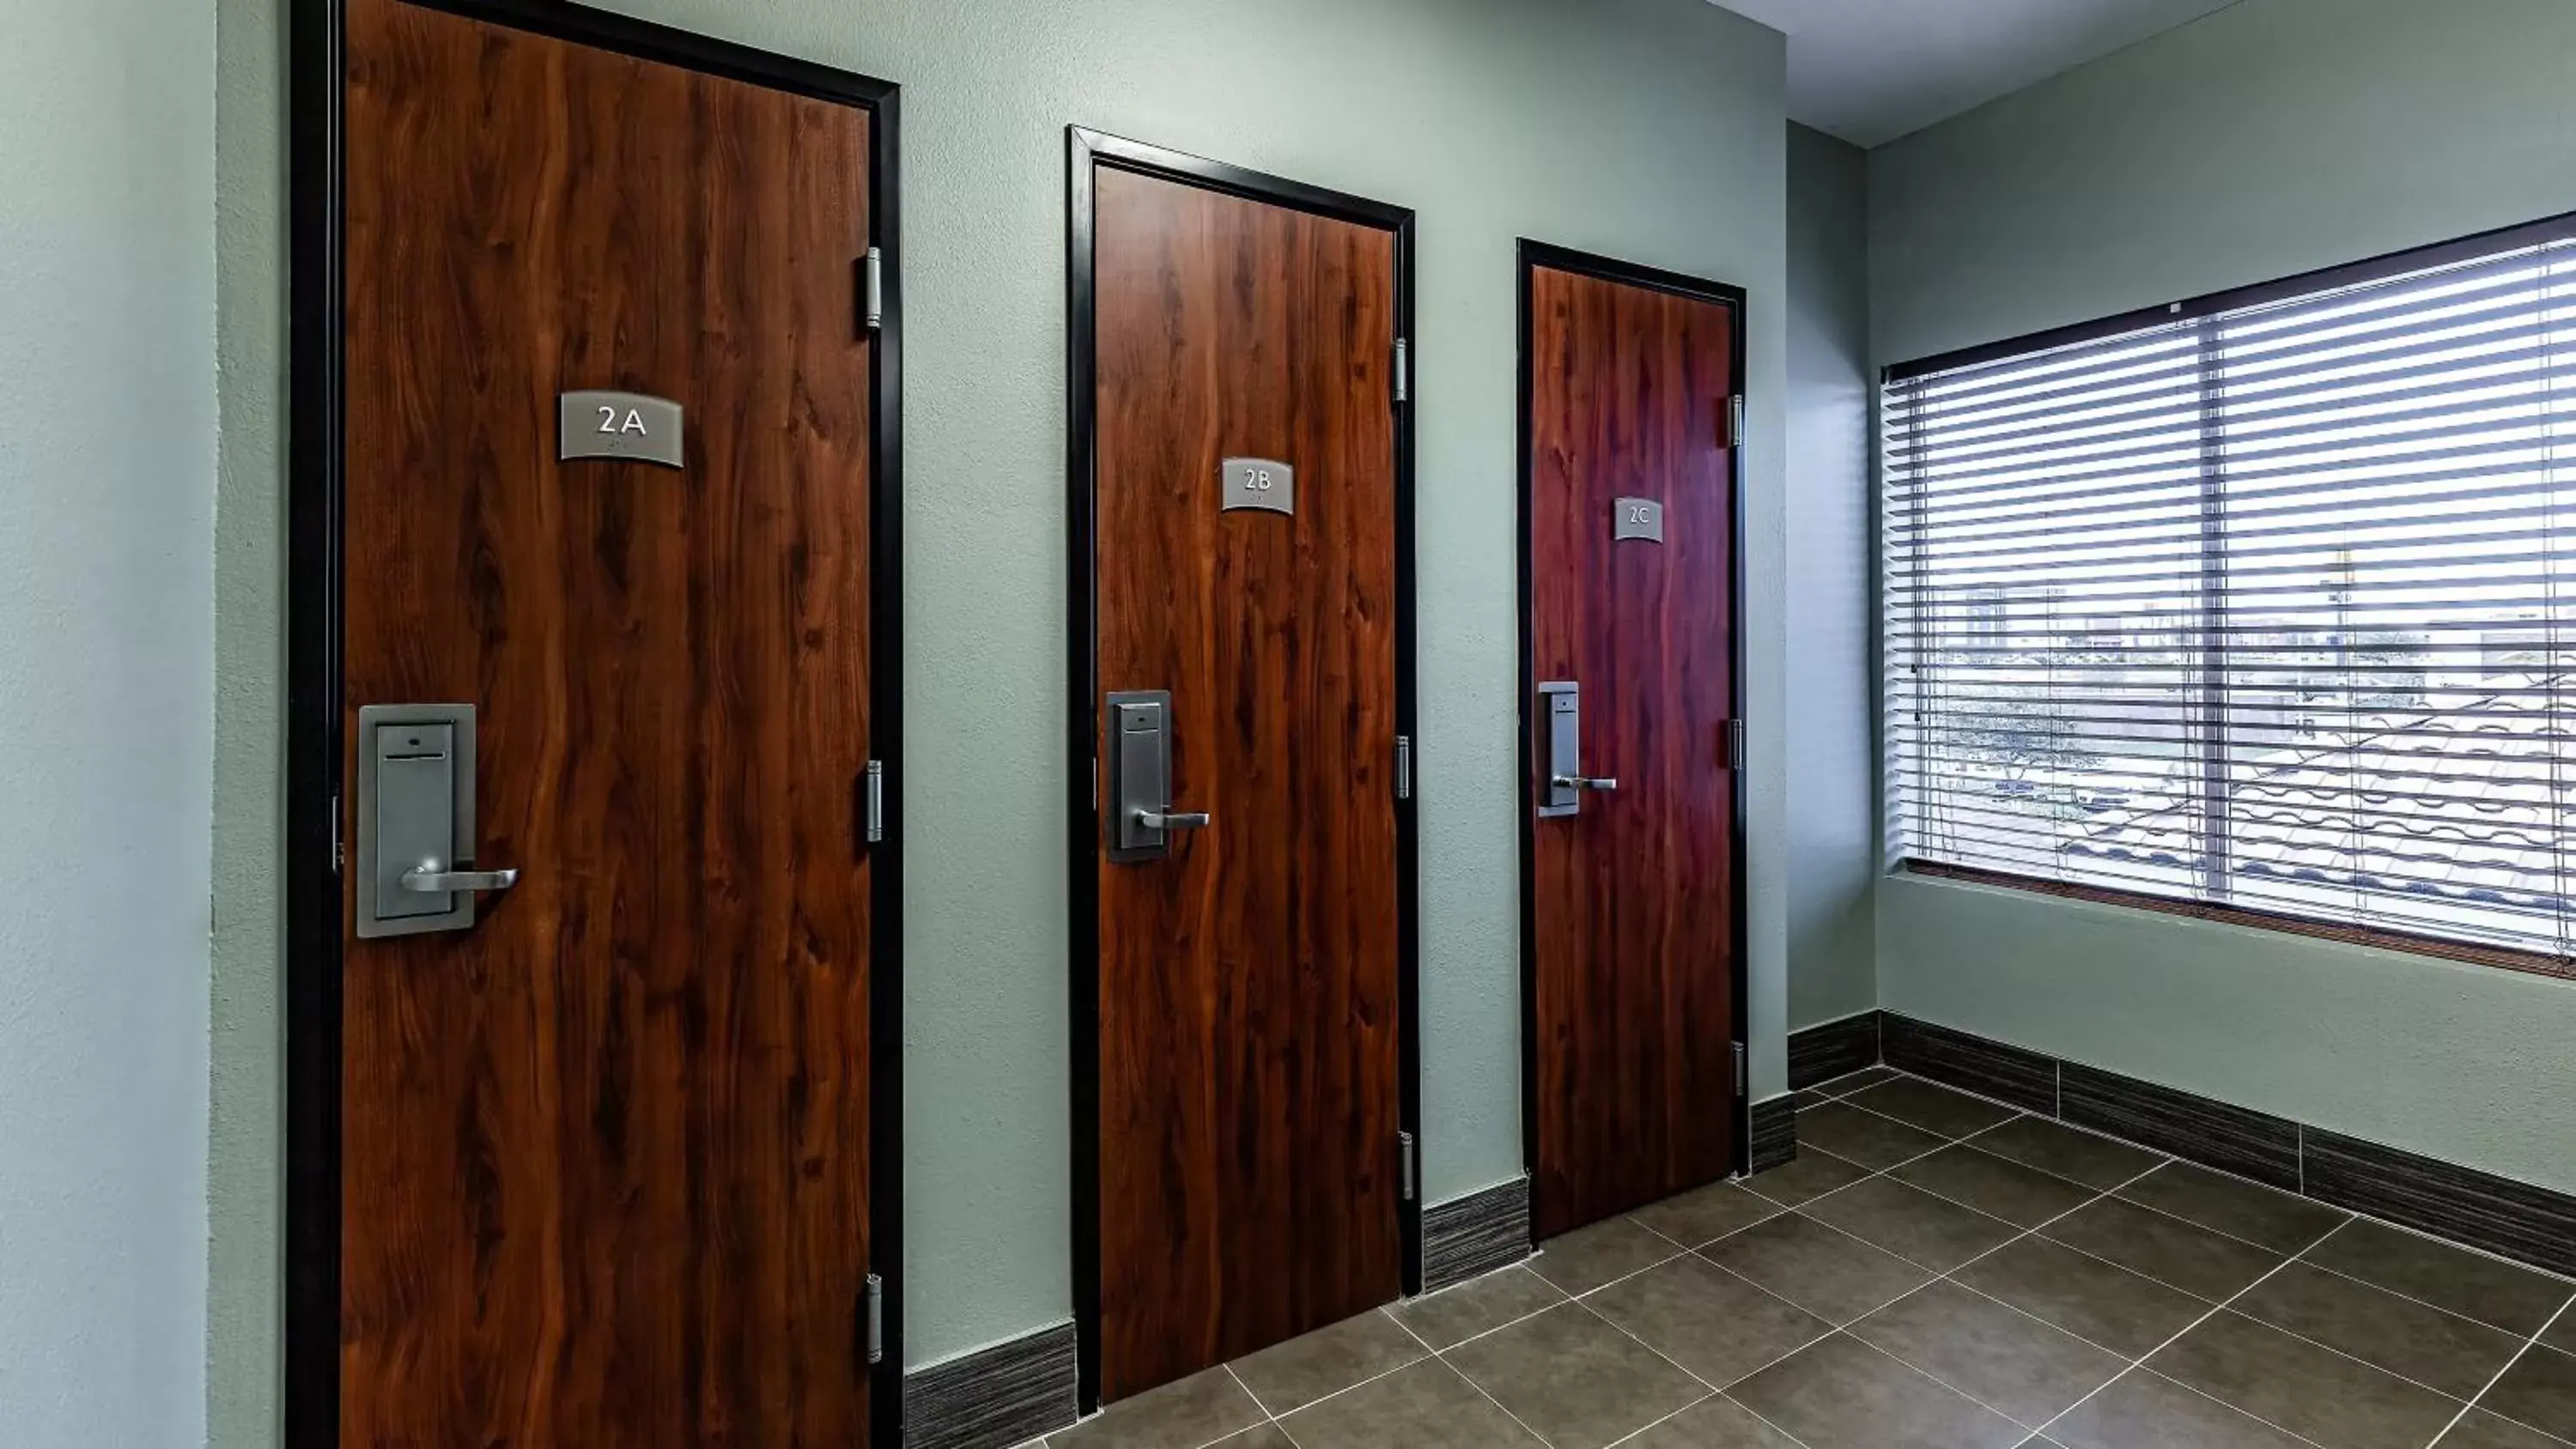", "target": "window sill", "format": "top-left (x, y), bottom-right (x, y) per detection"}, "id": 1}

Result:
top-left (1897, 859), bottom-right (2576, 985)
